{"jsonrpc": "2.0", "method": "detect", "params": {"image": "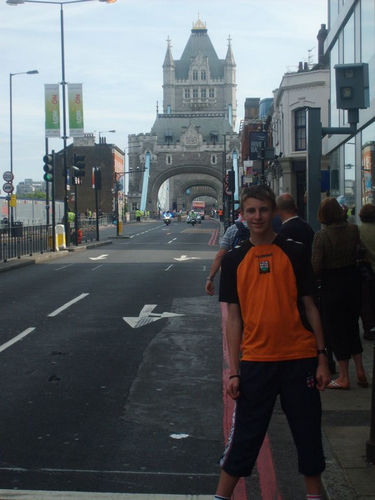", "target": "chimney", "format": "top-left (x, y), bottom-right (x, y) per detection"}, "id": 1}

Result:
top-left (298, 61), bottom-right (303, 72)
top-left (304, 62), bottom-right (309, 71)
top-left (317, 23), bottom-right (328, 66)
